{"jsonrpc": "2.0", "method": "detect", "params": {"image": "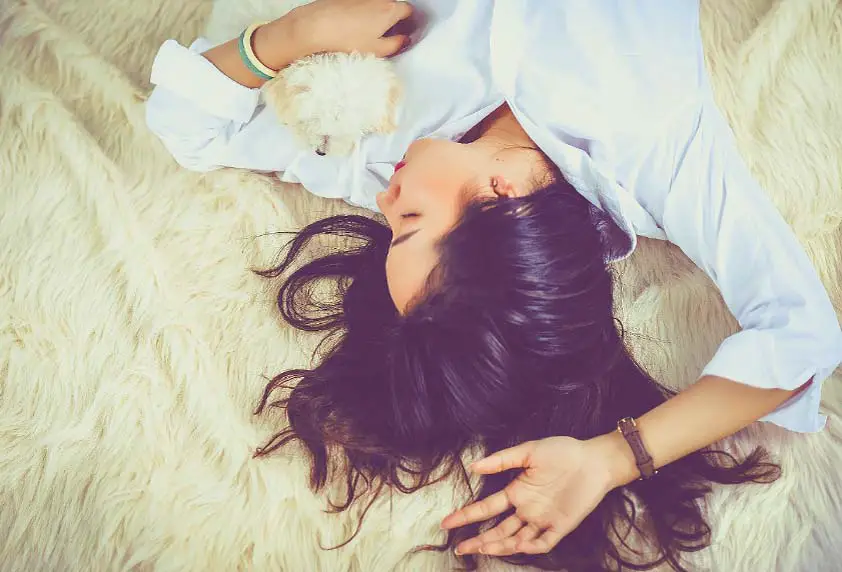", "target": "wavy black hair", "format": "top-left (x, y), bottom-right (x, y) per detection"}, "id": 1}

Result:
top-left (253, 177), bottom-right (779, 571)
